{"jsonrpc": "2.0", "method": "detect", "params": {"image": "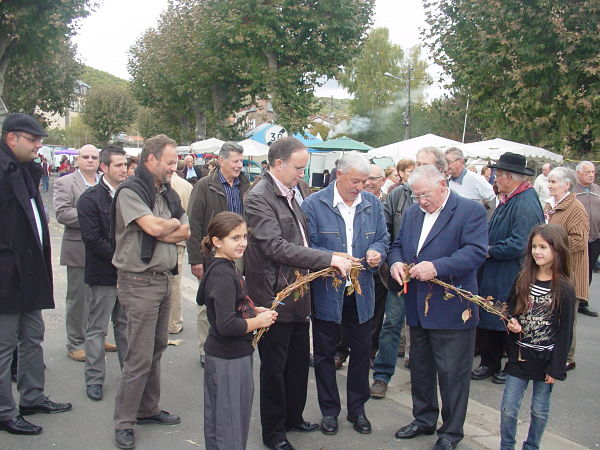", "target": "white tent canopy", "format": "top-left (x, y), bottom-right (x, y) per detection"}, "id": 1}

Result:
top-left (238, 139), bottom-right (269, 158)
top-left (460, 138), bottom-right (563, 163)
top-left (368, 134), bottom-right (463, 162)
top-left (190, 138), bottom-right (225, 154)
